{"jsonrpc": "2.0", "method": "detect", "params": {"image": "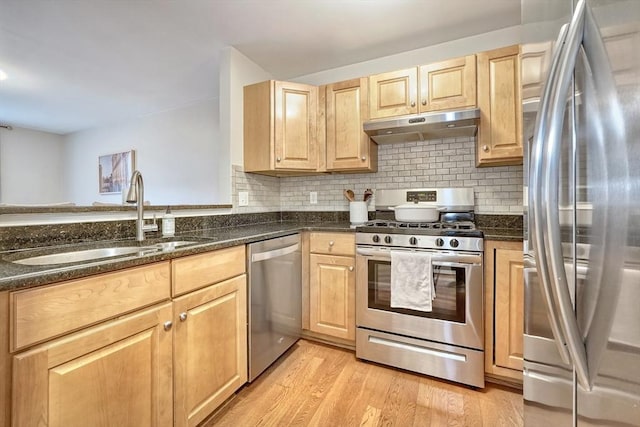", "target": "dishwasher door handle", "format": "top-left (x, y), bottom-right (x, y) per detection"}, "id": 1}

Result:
top-left (251, 243), bottom-right (300, 262)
